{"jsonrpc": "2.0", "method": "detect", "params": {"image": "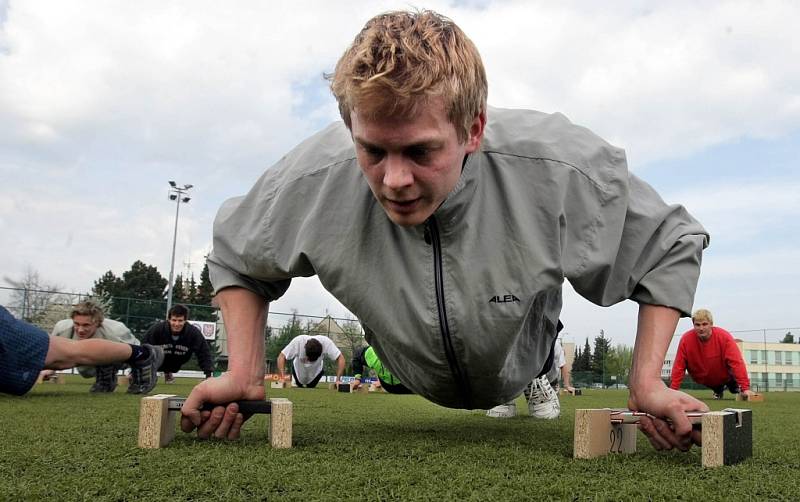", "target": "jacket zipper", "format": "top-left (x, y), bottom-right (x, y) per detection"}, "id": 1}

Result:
top-left (425, 216), bottom-right (472, 408)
